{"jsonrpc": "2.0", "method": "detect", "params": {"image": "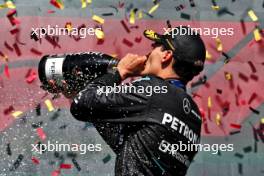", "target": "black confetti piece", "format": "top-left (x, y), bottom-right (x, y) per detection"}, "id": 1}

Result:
top-left (32, 121), bottom-right (43, 129)
top-left (211, 0), bottom-right (217, 6)
top-left (216, 89), bottom-right (222, 94)
top-left (36, 103), bottom-right (41, 116)
top-left (102, 154), bottom-right (111, 163)
top-left (102, 12), bottom-right (114, 16)
top-left (72, 158), bottom-right (81, 171)
top-left (234, 153), bottom-right (244, 159)
top-left (180, 13), bottom-right (191, 20)
top-left (254, 141), bottom-right (257, 153)
top-left (238, 163), bottom-right (243, 174)
top-left (243, 146), bottom-right (252, 153)
top-left (230, 130), bottom-right (241, 135)
top-left (166, 20), bottom-right (172, 28)
top-left (222, 52), bottom-right (231, 63)
top-left (67, 152), bottom-right (77, 158)
top-left (59, 124), bottom-right (68, 129)
top-left (50, 110), bottom-right (60, 121)
top-left (249, 107), bottom-right (260, 114)
top-left (191, 75), bottom-right (207, 88)
top-left (189, 0), bottom-right (195, 7)
top-left (6, 143), bottom-right (12, 156)
top-left (10, 154), bottom-right (24, 171)
top-left (217, 7), bottom-right (235, 16)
